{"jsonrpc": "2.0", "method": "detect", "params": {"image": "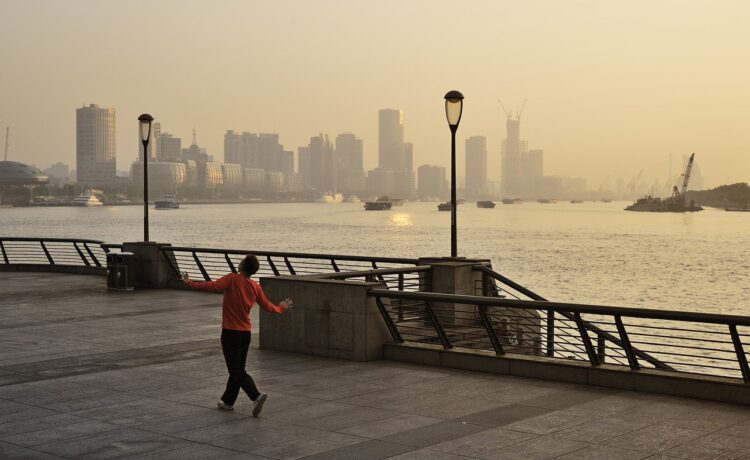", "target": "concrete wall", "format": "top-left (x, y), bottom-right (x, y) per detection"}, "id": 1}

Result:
top-left (259, 276), bottom-right (391, 361)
